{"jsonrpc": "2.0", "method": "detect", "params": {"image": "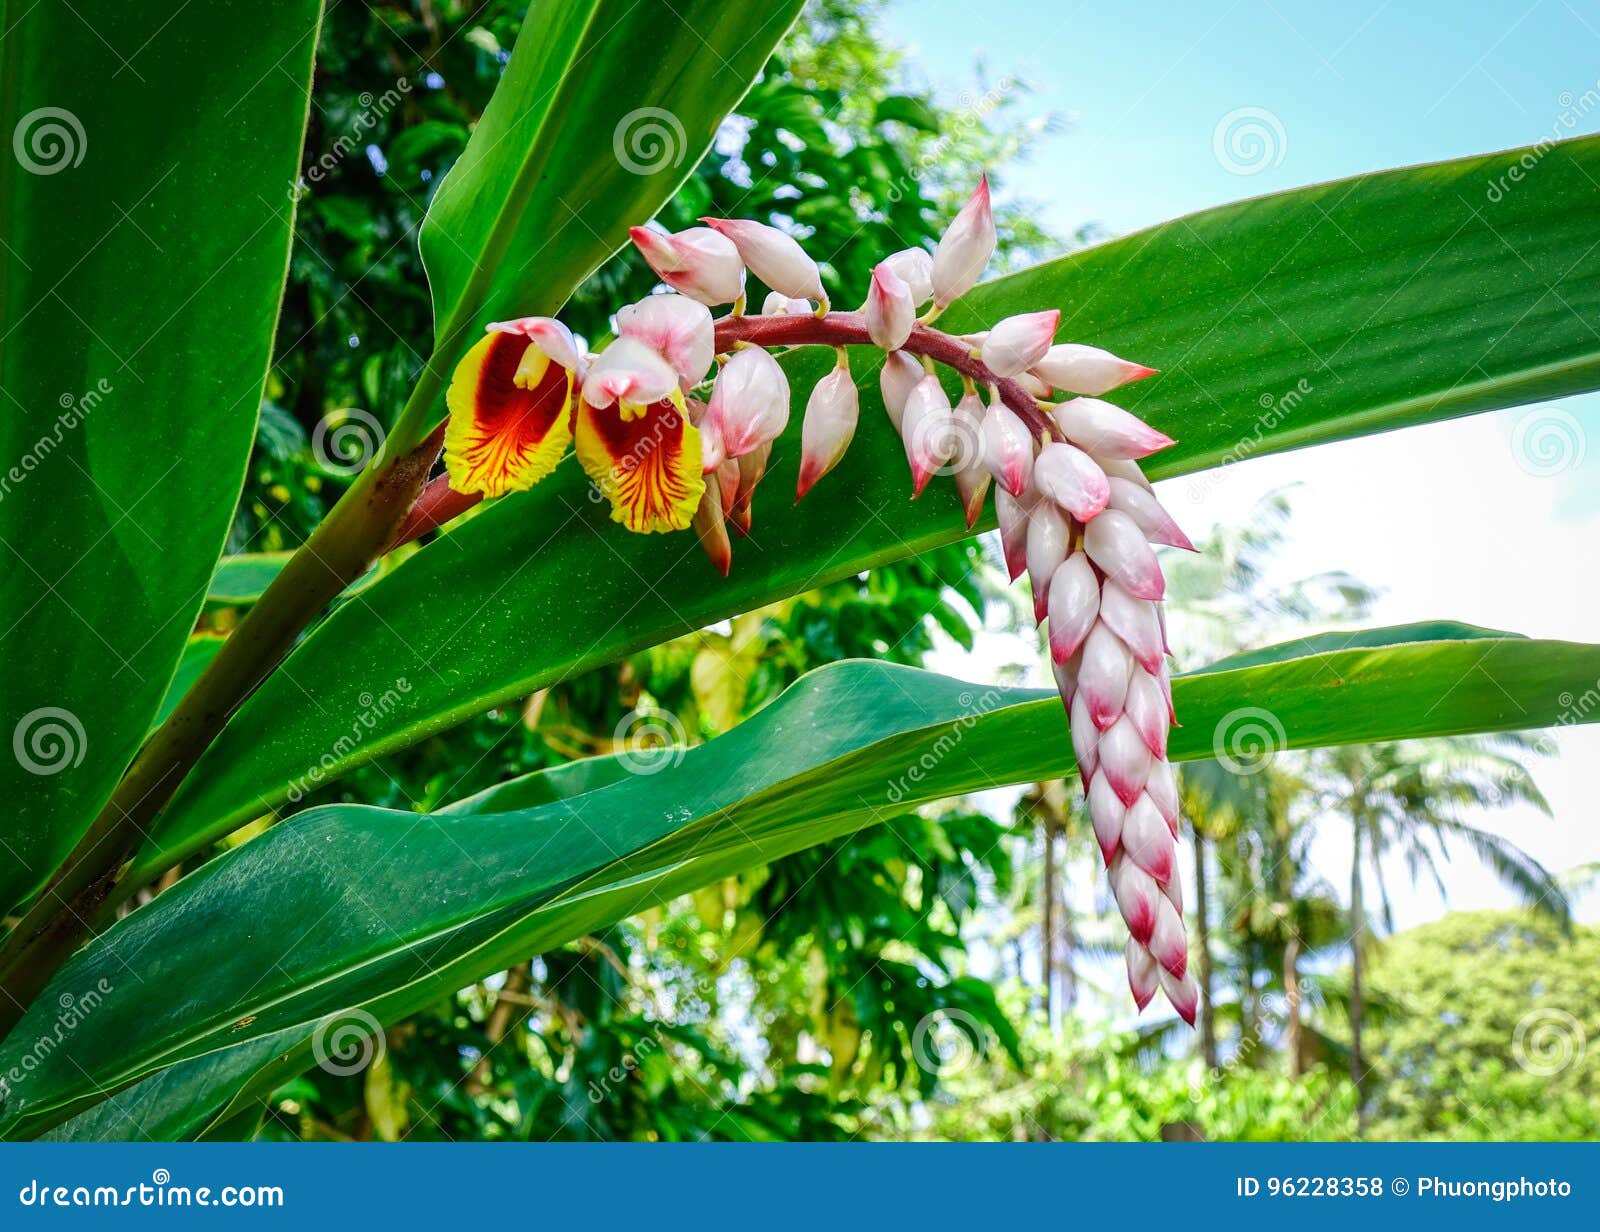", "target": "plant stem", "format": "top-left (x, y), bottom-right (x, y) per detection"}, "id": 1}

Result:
top-left (0, 425), bottom-right (445, 1037)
